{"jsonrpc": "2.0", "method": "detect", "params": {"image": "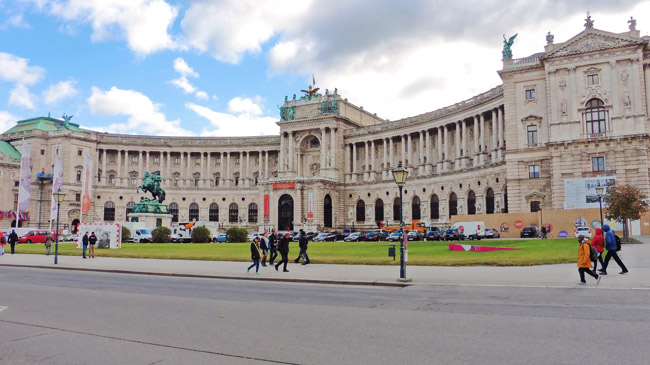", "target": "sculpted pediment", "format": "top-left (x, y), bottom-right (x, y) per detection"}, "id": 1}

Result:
top-left (543, 29), bottom-right (646, 59)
